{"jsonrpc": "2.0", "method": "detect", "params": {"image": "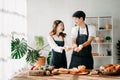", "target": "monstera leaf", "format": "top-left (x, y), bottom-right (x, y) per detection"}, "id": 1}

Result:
top-left (26, 49), bottom-right (40, 64)
top-left (11, 36), bottom-right (49, 64)
top-left (11, 38), bottom-right (27, 59)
